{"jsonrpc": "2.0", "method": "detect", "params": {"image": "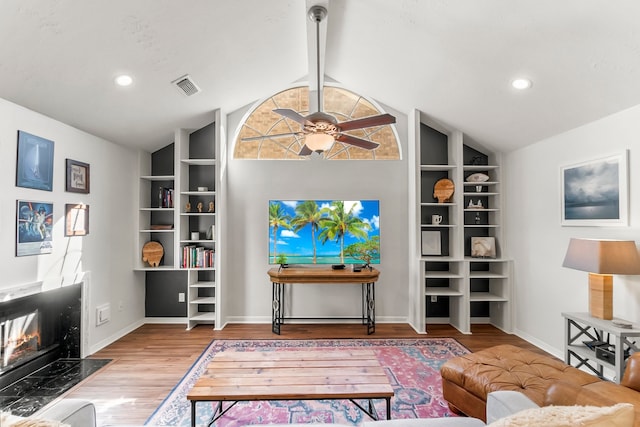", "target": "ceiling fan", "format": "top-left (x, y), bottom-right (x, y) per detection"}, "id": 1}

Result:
top-left (243, 5), bottom-right (396, 156)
